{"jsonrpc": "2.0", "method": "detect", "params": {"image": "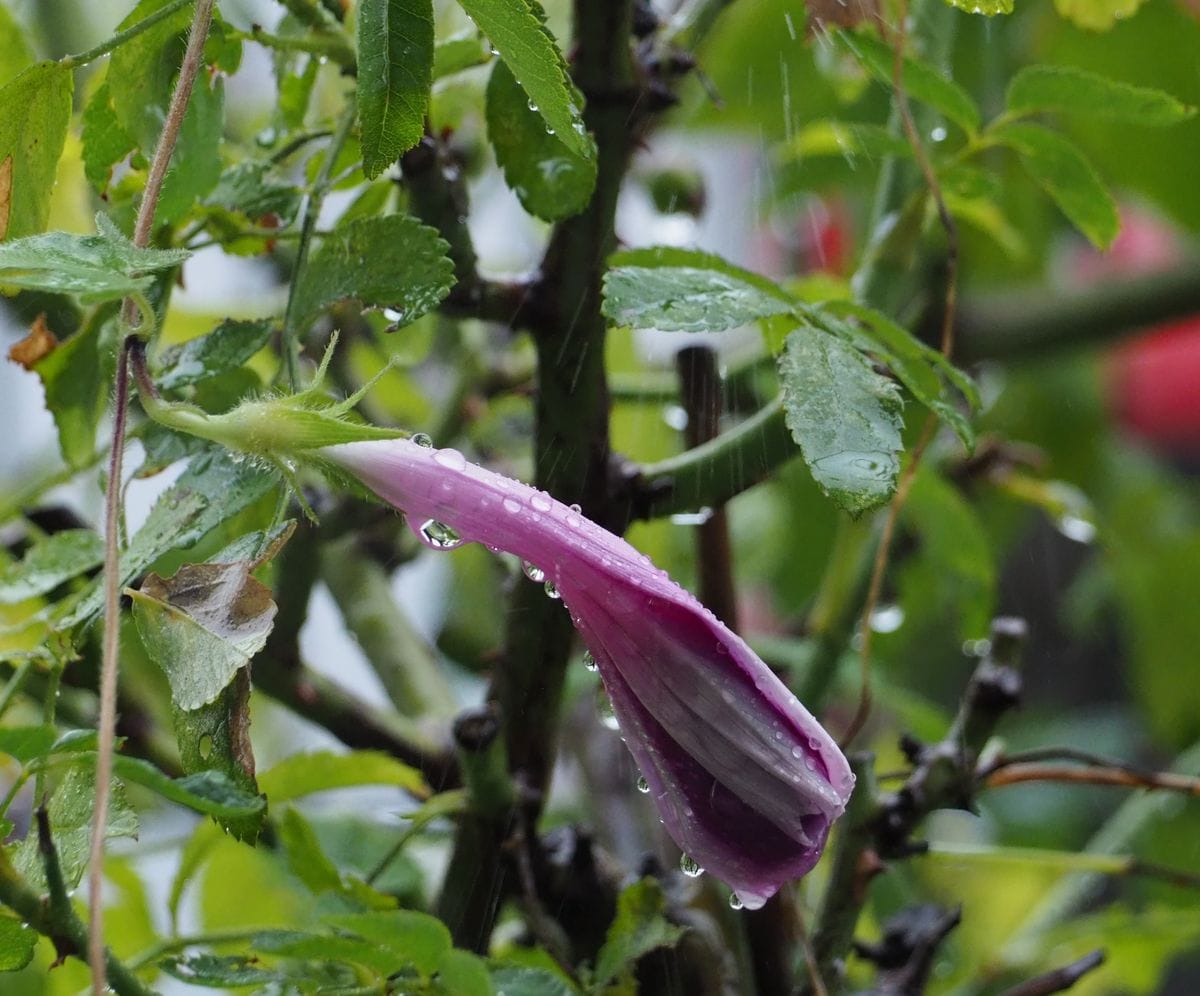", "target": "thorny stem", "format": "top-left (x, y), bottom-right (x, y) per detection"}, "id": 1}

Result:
top-left (839, 0), bottom-right (960, 748)
top-left (91, 3), bottom-right (216, 992)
